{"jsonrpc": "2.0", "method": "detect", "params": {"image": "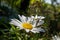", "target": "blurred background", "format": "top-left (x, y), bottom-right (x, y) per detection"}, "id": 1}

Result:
top-left (0, 0), bottom-right (60, 40)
